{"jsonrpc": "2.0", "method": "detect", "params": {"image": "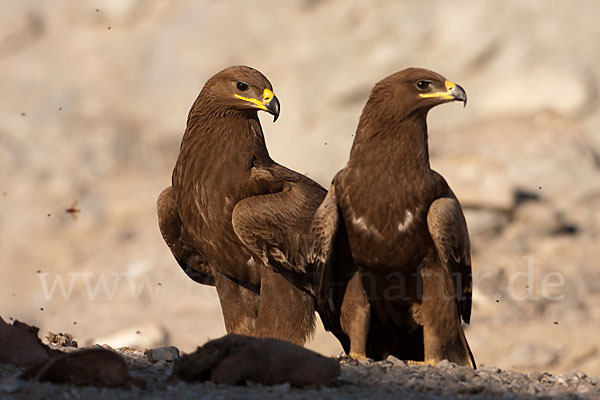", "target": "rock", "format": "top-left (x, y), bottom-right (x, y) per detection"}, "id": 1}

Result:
top-left (0, 317), bottom-right (59, 367)
top-left (22, 348), bottom-right (131, 388)
top-left (115, 347), bottom-right (150, 369)
top-left (101, 344), bottom-right (116, 352)
top-left (46, 332), bottom-right (78, 348)
top-left (386, 355), bottom-right (407, 367)
top-left (145, 346), bottom-right (179, 363)
top-left (172, 334), bottom-right (340, 387)
top-left (569, 369), bottom-right (587, 380)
